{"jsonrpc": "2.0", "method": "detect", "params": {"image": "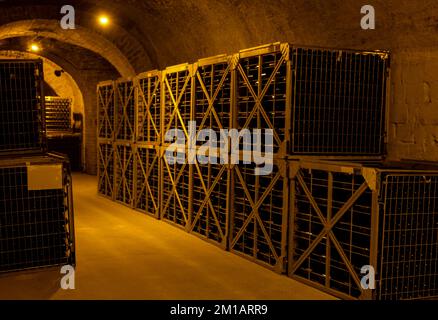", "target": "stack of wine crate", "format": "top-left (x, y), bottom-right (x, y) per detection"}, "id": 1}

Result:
top-left (0, 59), bottom-right (75, 273)
top-left (45, 97), bottom-right (72, 133)
top-left (45, 96), bottom-right (82, 171)
top-left (97, 42), bottom-right (438, 300)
